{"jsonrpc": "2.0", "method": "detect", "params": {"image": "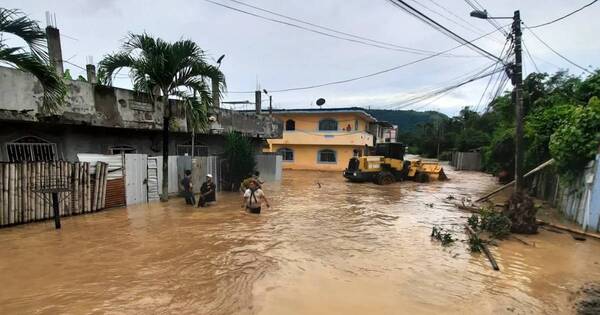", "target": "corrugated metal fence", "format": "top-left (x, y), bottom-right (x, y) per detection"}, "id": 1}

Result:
top-left (528, 153), bottom-right (600, 232)
top-left (450, 151), bottom-right (482, 171)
